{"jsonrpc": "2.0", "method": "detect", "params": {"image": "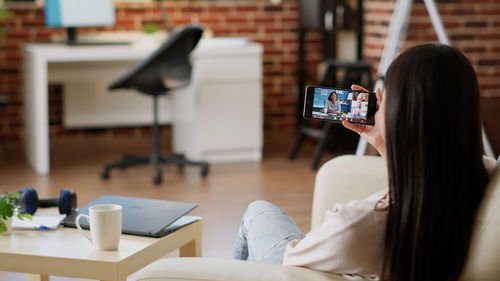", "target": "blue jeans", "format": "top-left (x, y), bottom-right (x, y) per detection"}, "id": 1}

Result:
top-left (233, 200), bottom-right (305, 264)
